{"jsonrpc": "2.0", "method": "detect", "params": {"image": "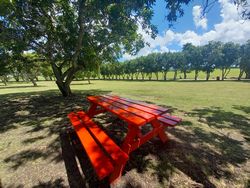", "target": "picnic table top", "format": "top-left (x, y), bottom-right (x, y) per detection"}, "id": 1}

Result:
top-left (87, 94), bottom-right (170, 127)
